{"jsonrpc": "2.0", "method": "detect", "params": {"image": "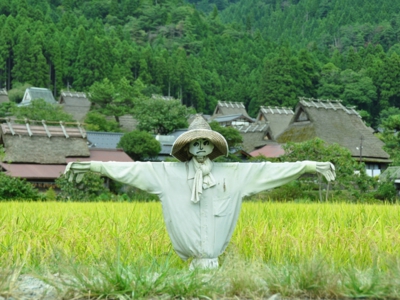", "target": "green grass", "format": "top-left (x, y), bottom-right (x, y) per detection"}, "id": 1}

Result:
top-left (1, 201), bottom-right (400, 299)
